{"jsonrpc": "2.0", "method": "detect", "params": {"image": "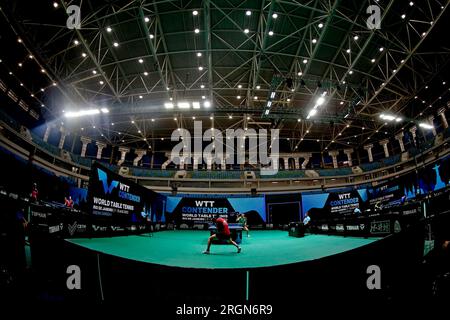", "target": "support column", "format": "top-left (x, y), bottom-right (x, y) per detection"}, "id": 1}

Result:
top-left (364, 144), bottom-right (374, 163)
top-left (96, 142), bottom-right (107, 160)
top-left (344, 149), bottom-right (353, 167)
top-left (43, 124), bottom-right (53, 142)
top-left (395, 132), bottom-right (405, 152)
top-left (193, 154), bottom-right (200, 170)
top-left (133, 149), bottom-right (146, 166)
top-left (80, 137), bottom-right (91, 157)
top-left (206, 156), bottom-right (212, 170)
top-left (294, 158), bottom-right (300, 170)
top-left (283, 157), bottom-right (290, 170)
top-left (428, 116), bottom-right (437, 136)
top-left (438, 107), bottom-right (448, 129)
top-left (221, 157), bottom-right (226, 170)
top-left (301, 153), bottom-right (312, 169)
top-left (409, 126), bottom-right (417, 145)
top-left (328, 151), bottom-right (339, 168)
top-left (117, 147), bottom-right (130, 166)
top-left (58, 127), bottom-right (67, 149)
top-left (379, 139), bottom-right (390, 158)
